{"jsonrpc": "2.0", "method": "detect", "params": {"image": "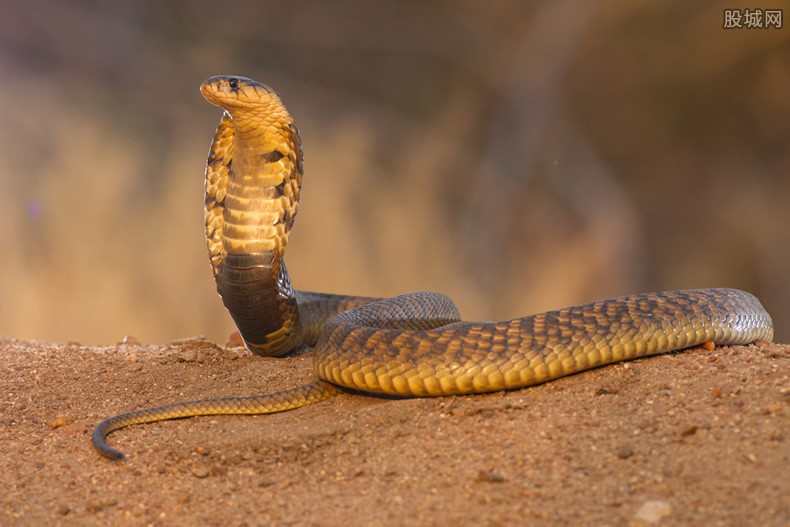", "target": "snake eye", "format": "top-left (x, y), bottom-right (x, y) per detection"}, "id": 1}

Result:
top-left (228, 78), bottom-right (239, 91)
